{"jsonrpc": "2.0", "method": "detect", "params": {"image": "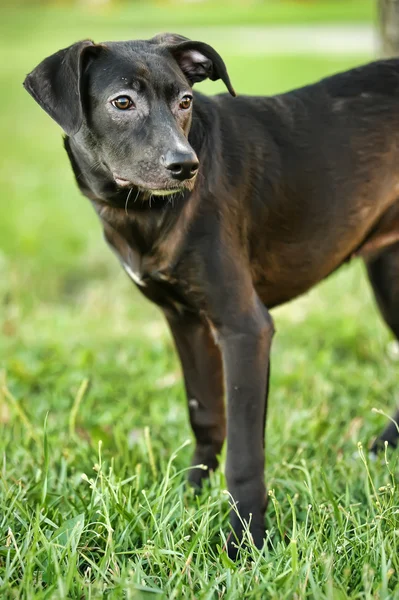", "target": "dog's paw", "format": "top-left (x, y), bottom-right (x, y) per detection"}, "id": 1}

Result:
top-left (187, 464), bottom-right (210, 491)
top-left (226, 515), bottom-right (265, 560)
